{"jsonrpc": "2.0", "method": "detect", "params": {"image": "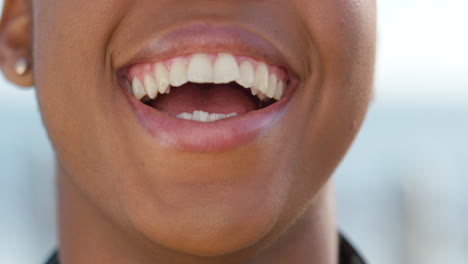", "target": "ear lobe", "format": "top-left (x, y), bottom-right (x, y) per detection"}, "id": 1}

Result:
top-left (0, 0), bottom-right (33, 87)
